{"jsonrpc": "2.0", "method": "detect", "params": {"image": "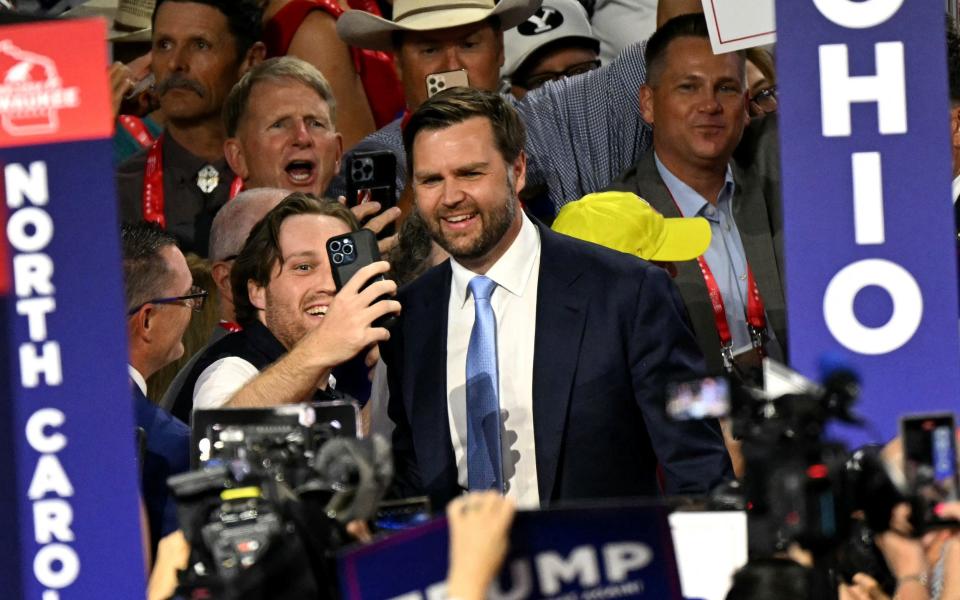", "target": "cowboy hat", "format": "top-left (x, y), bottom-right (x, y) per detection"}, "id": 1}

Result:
top-left (338, 0), bottom-right (542, 52)
top-left (62, 0), bottom-right (154, 43)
